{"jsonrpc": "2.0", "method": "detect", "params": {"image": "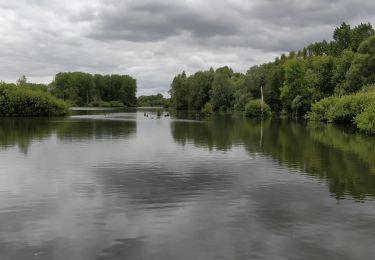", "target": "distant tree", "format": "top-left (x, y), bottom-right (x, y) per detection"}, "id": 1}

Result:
top-left (138, 93), bottom-right (169, 107)
top-left (51, 72), bottom-right (137, 106)
top-left (170, 72), bottom-right (189, 110)
top-left (16, 75), bottom-right (27, 87)
top-left (187, 69), bottom-right (215, 110)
